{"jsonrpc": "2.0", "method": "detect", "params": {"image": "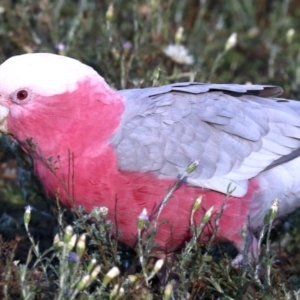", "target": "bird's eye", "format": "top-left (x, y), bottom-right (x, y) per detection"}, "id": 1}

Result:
top-left (11, 88), bottom-right (32, 104)
top-left (17, 90), bottom-right (28, 101)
